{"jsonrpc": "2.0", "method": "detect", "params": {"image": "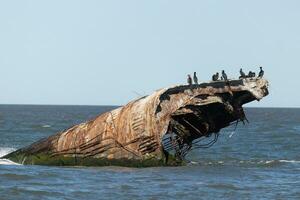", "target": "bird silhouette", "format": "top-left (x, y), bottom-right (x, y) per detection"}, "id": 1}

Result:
top-left (187, 74), bottom-right (192, 85)
top-left (212, 72), bottom-right (219, 81)
top-left (248, 71), bottom-right (256, 78)
top-left (258, 66), bottom-right (264, 78)
top-left (222, 70), bottom-right (228, 81)
top-left (215, 72), bottom-right (219, 81)
top-left (193, 72), bottom-right (198, 84)
top-left (240, 68), bottom-right (246, 78)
